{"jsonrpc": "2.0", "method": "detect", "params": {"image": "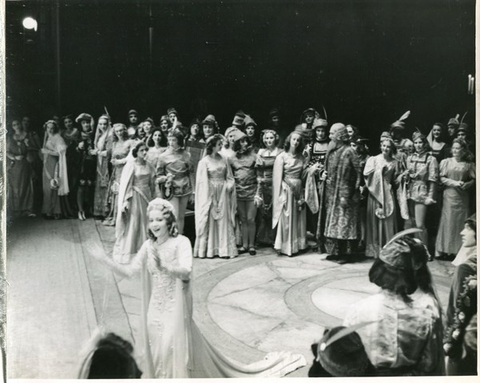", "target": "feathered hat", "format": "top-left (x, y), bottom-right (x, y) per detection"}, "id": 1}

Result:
top-left (390, 110), bottom-right (411, 131)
